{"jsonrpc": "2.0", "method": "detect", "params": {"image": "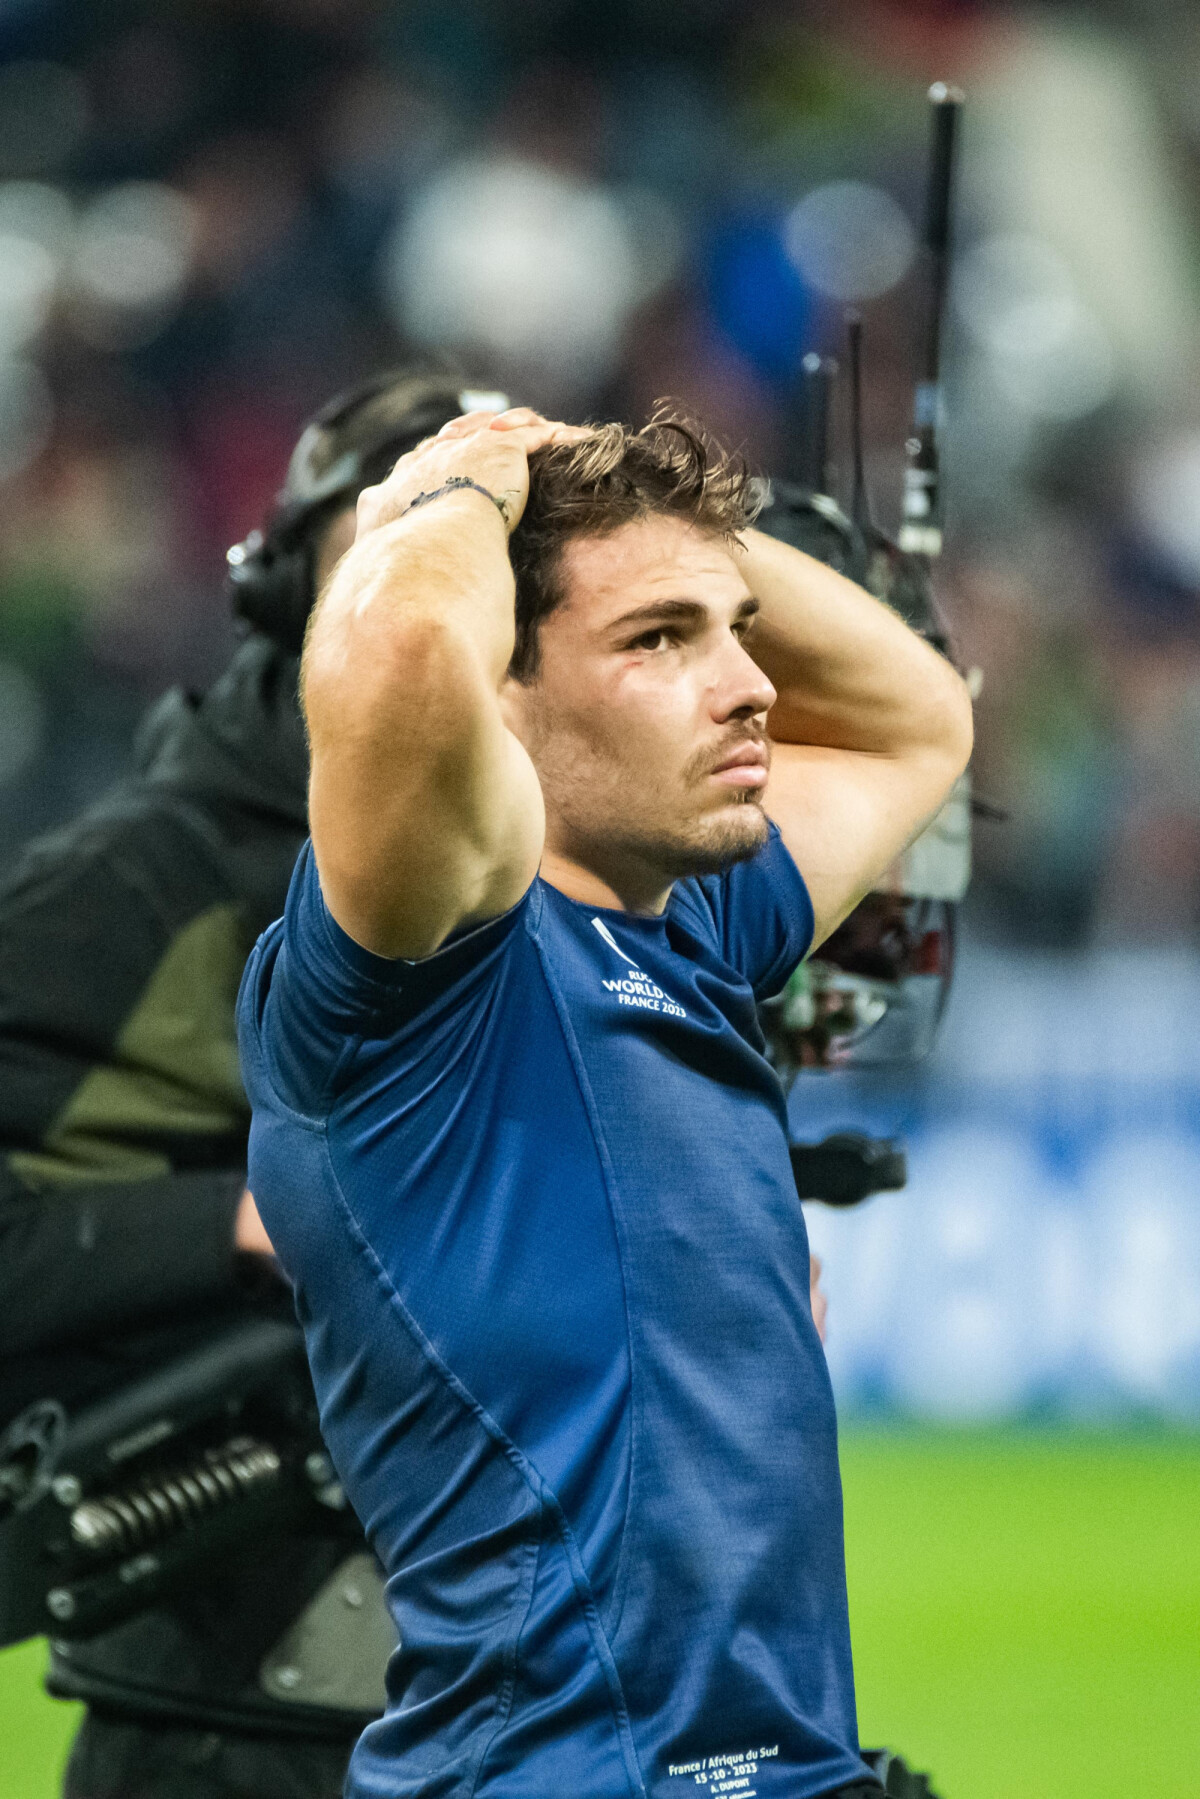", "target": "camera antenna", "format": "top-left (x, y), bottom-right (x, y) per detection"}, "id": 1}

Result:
top-left (898, 81), bottom-right (964, 560)
top-left (846, 310), bottom-right (872, 536)
top-left (797, 350), bottom-right (838, 498)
